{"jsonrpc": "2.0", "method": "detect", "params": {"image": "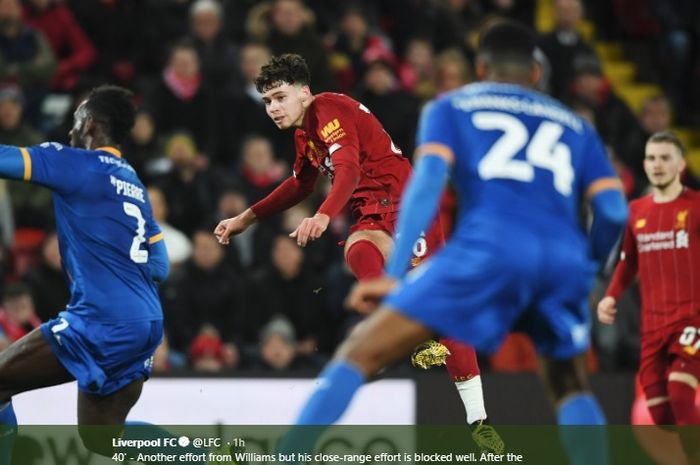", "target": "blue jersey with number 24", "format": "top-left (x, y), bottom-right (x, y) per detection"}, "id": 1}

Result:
top-left (421, 82), bottom-right (615, 246)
